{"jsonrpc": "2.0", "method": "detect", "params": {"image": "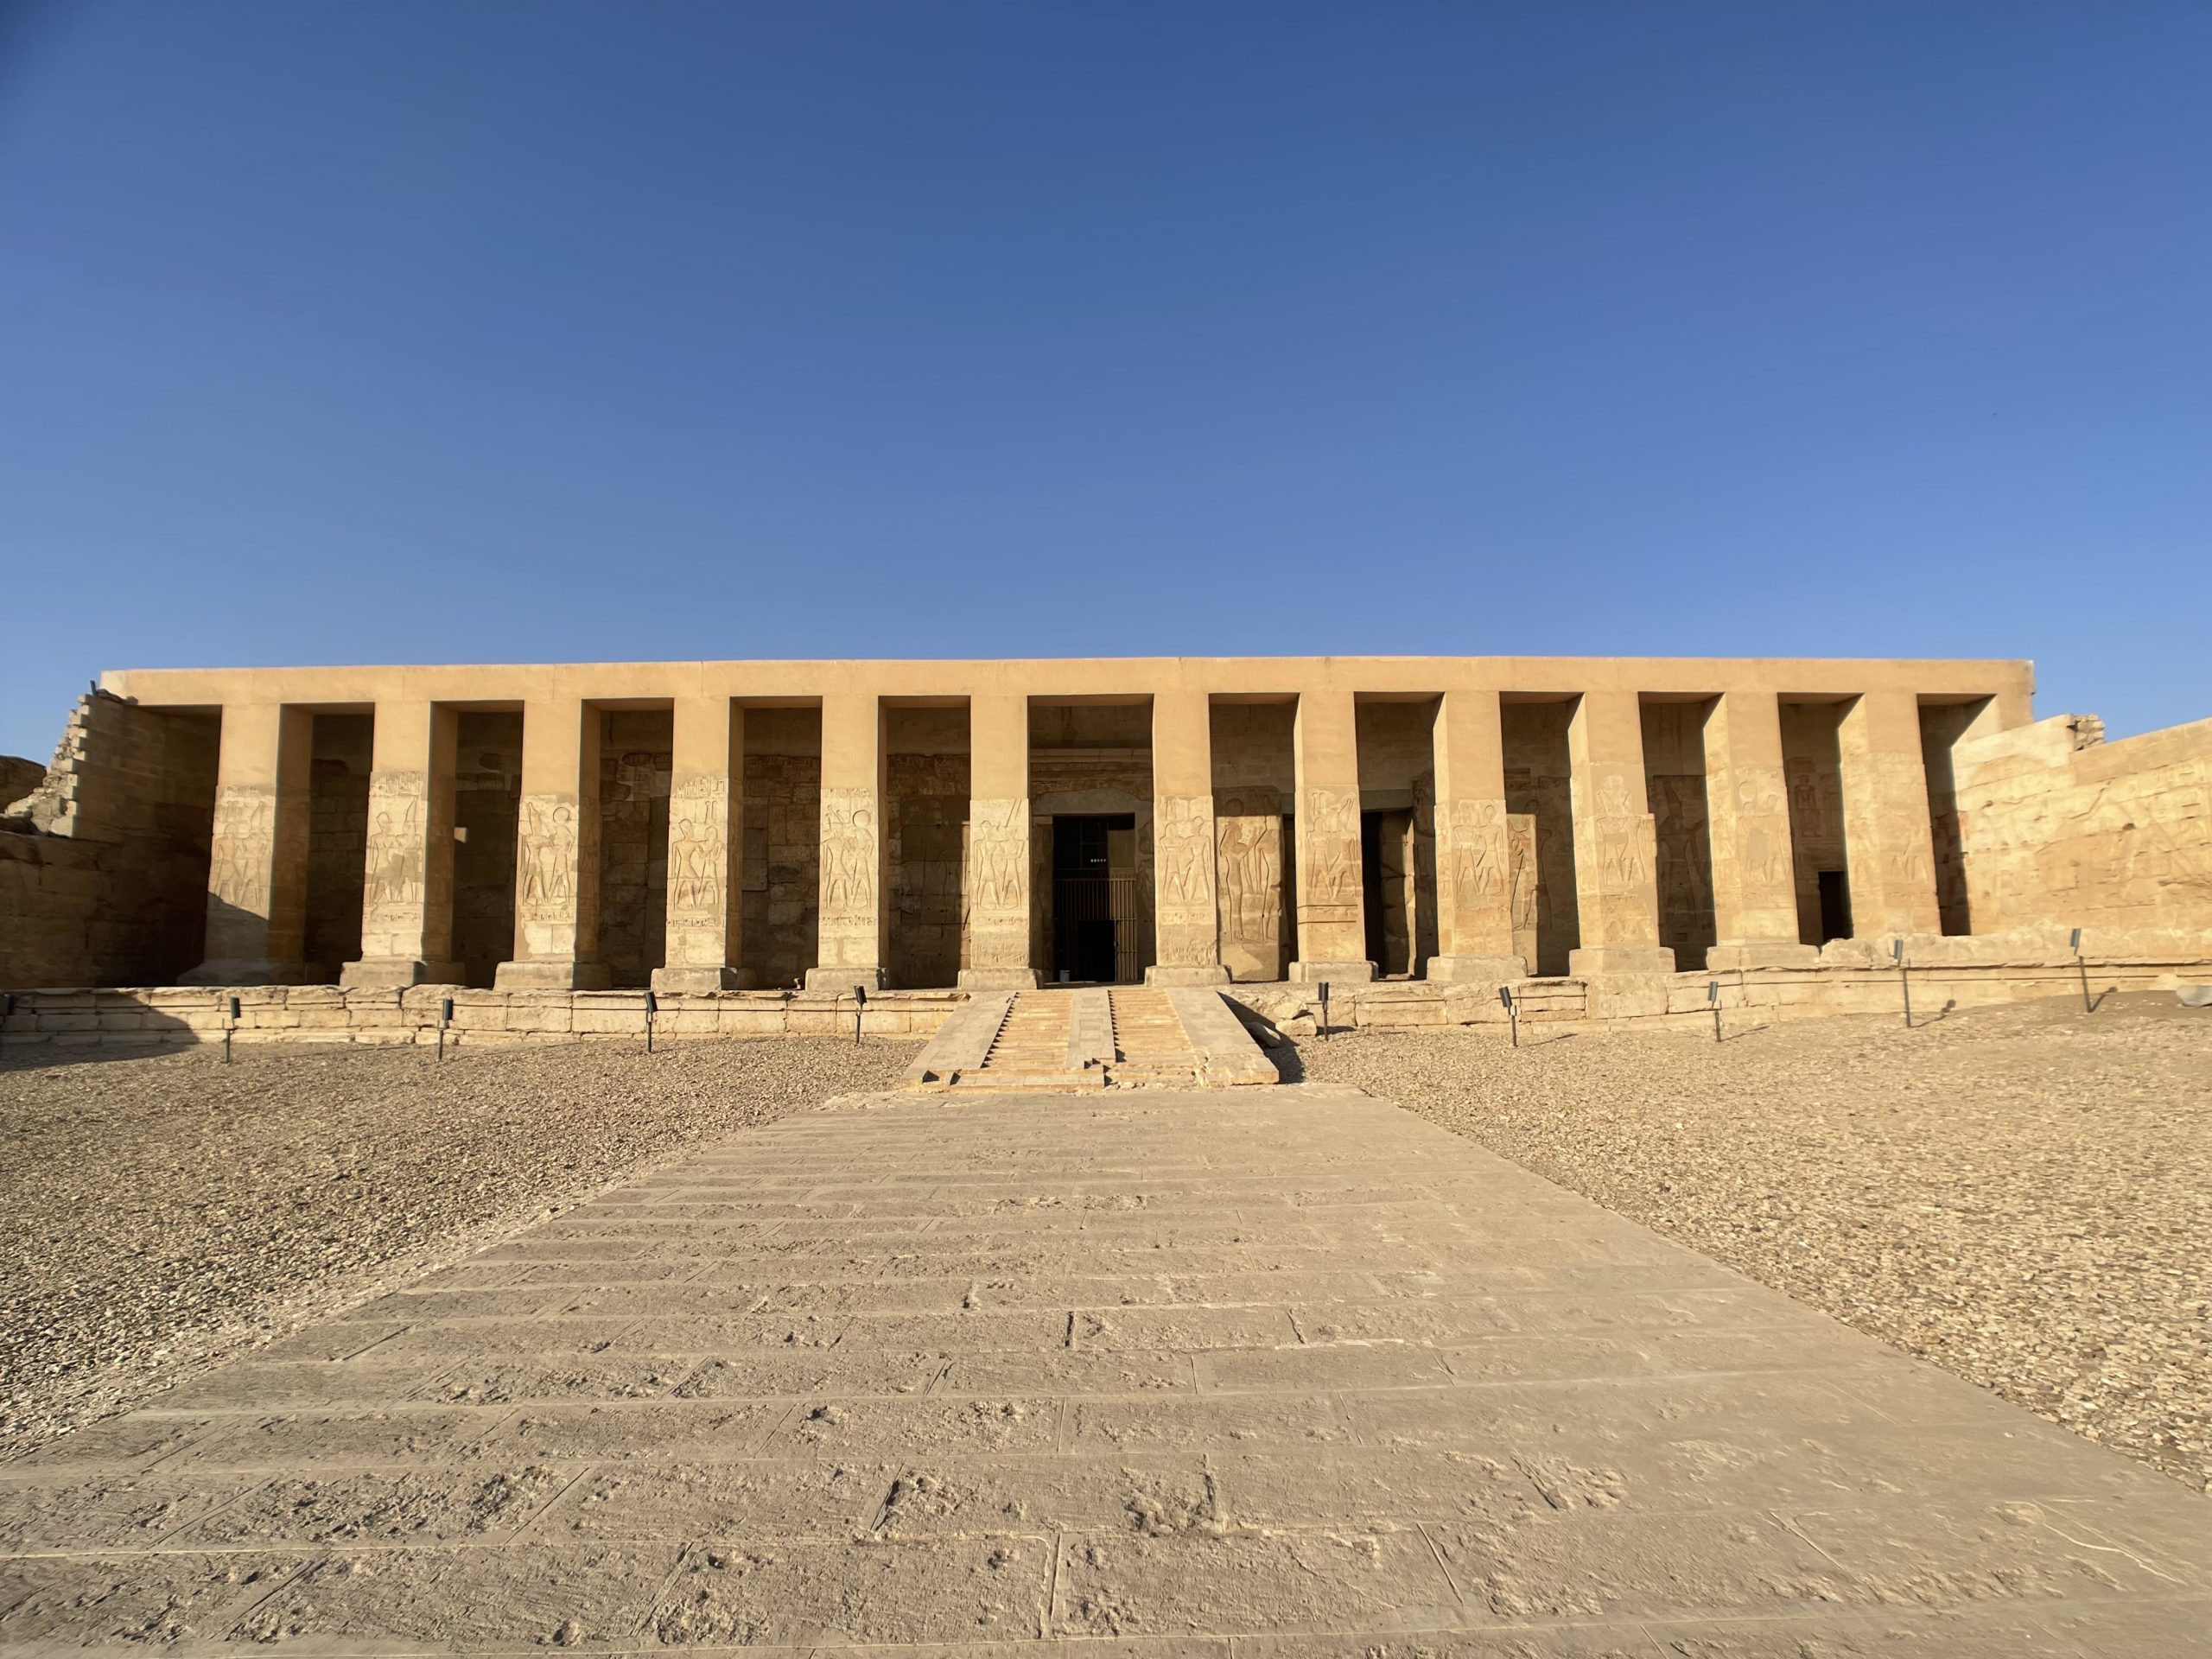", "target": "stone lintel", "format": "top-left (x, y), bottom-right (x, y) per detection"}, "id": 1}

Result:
top-left (340, 957), bottom-right (465, 988)
top-left (1289, 958), bottom-right (1375, 985)
top-left (1423, 954), bottom-right (1529, 984)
